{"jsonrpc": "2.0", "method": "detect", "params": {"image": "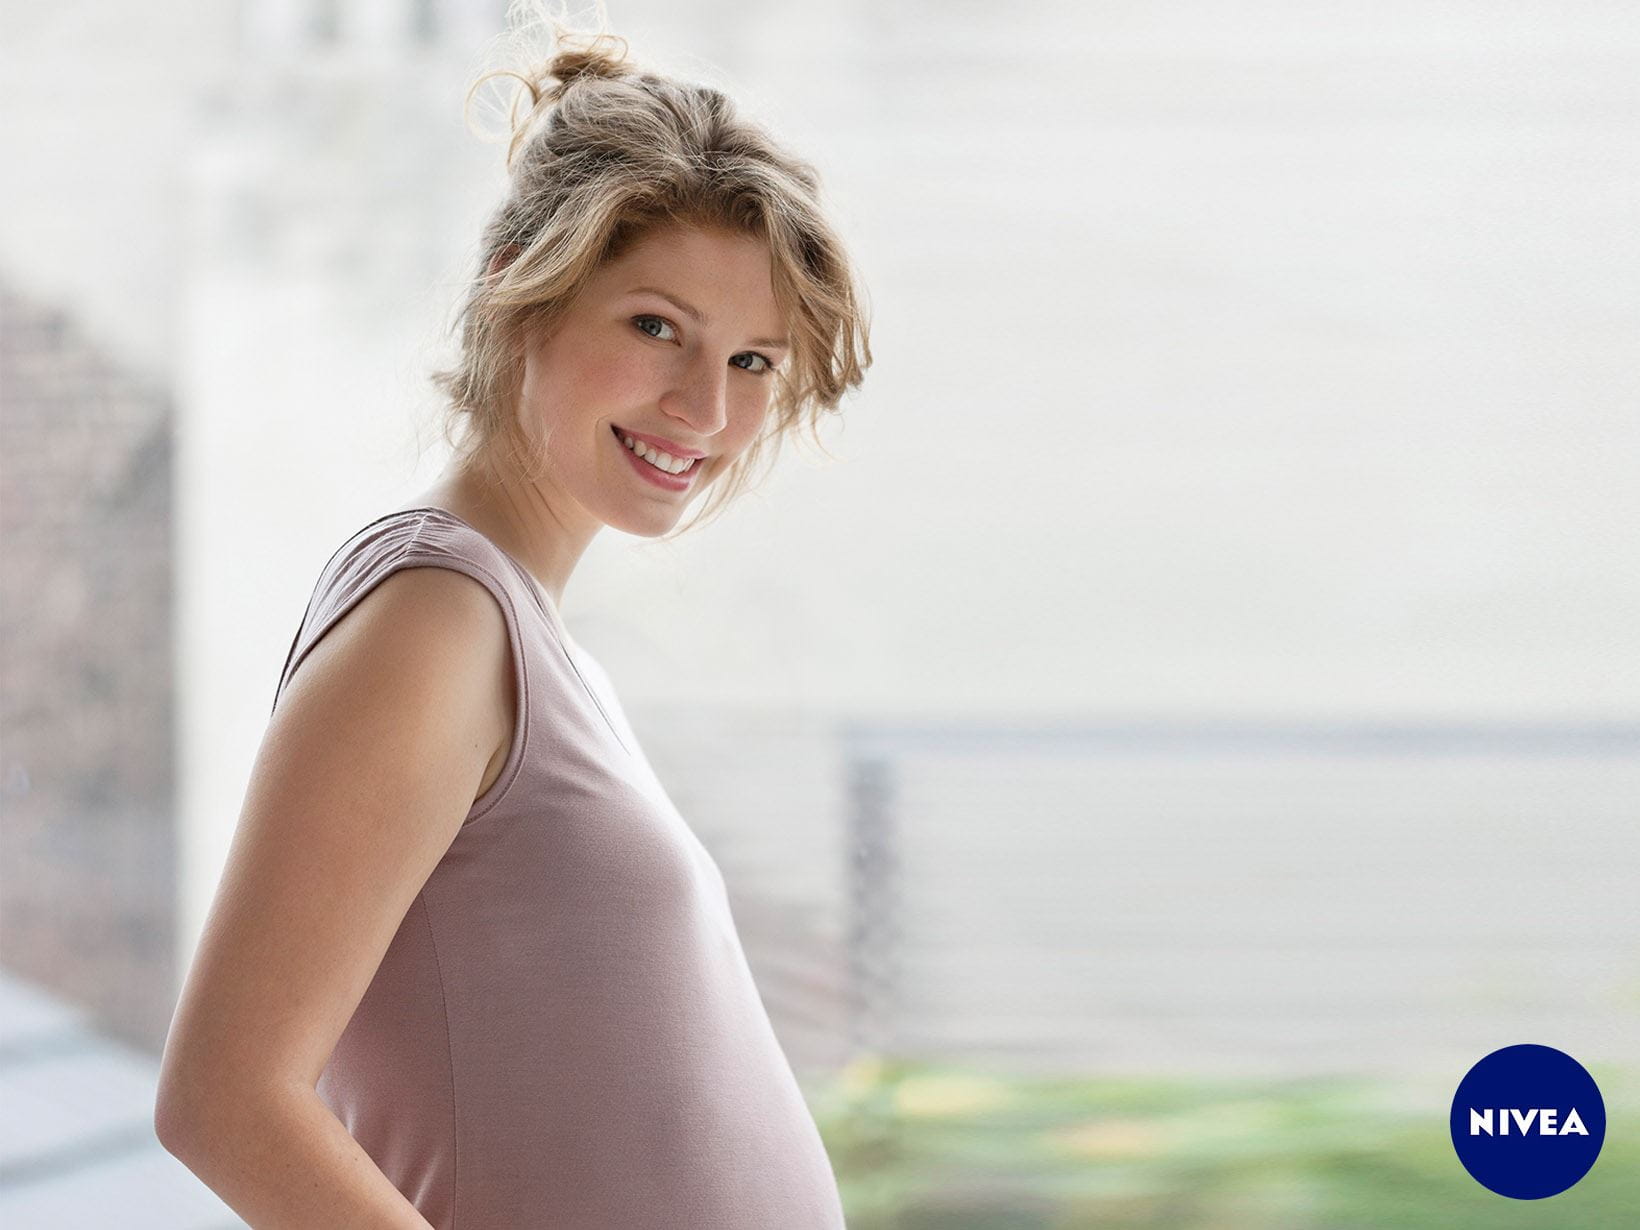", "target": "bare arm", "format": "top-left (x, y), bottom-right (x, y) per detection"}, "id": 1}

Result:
top-left (159, 1080), bottom-right (437, 1229)
top-left (154, 565), bottom-right (515, 1228)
